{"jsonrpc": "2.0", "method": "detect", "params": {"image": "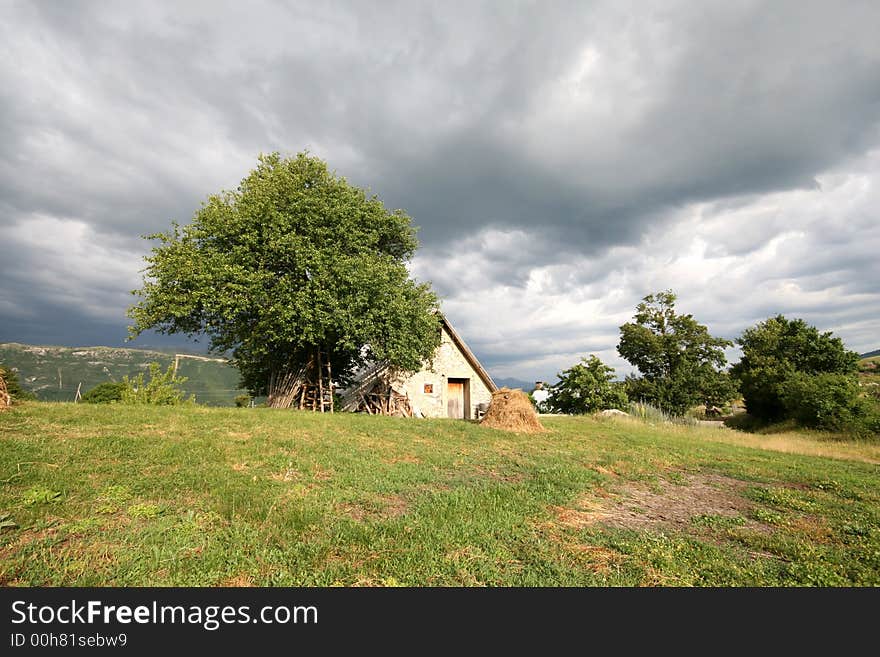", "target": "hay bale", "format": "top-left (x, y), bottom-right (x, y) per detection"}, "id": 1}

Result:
top-left (480, 387), bottom-right (545, 433)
